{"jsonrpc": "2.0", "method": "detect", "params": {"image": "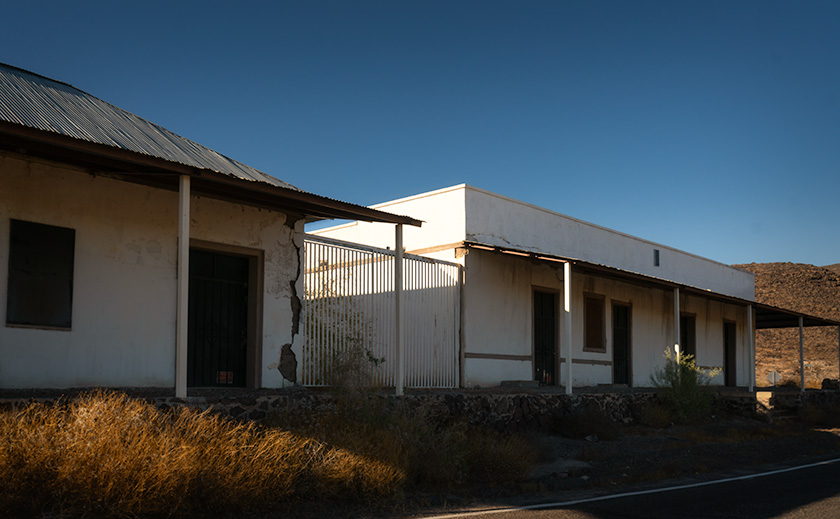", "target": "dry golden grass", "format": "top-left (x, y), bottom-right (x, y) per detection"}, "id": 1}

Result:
top-left (273, 392), bottom-right (538, 492)
top-left (0, 390), bottom-right (536, 518)
top-left (0, 391), bottom-right (404, 518)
